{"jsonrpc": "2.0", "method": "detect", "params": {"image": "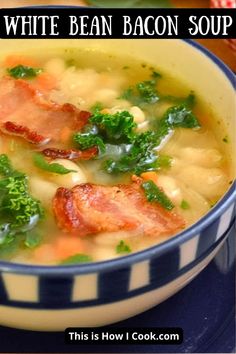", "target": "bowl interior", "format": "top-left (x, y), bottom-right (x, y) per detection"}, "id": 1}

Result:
top-left (0, 38), bottom-right (235, 272)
